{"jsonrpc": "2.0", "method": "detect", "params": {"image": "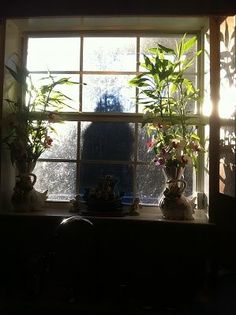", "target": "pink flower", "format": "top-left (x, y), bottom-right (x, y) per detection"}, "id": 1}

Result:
top-left (157, 122), bottom-right (163, 129)
top-left (172, 141), bottom-right (179, 148)
top-left (154, 157), bottom-right (166, 166)
top-left (189, 141), bottom-right (201, 152)
top-left (44, 136), bottom-right (53, 148)
top-left (146, 139), bottom-right (155, 152)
